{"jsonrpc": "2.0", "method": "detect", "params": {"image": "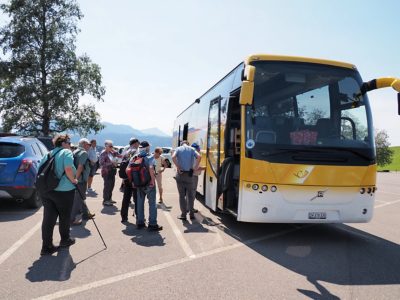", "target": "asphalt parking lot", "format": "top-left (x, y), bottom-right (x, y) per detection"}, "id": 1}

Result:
top-left (0, 170), bottom-right (399, 300)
